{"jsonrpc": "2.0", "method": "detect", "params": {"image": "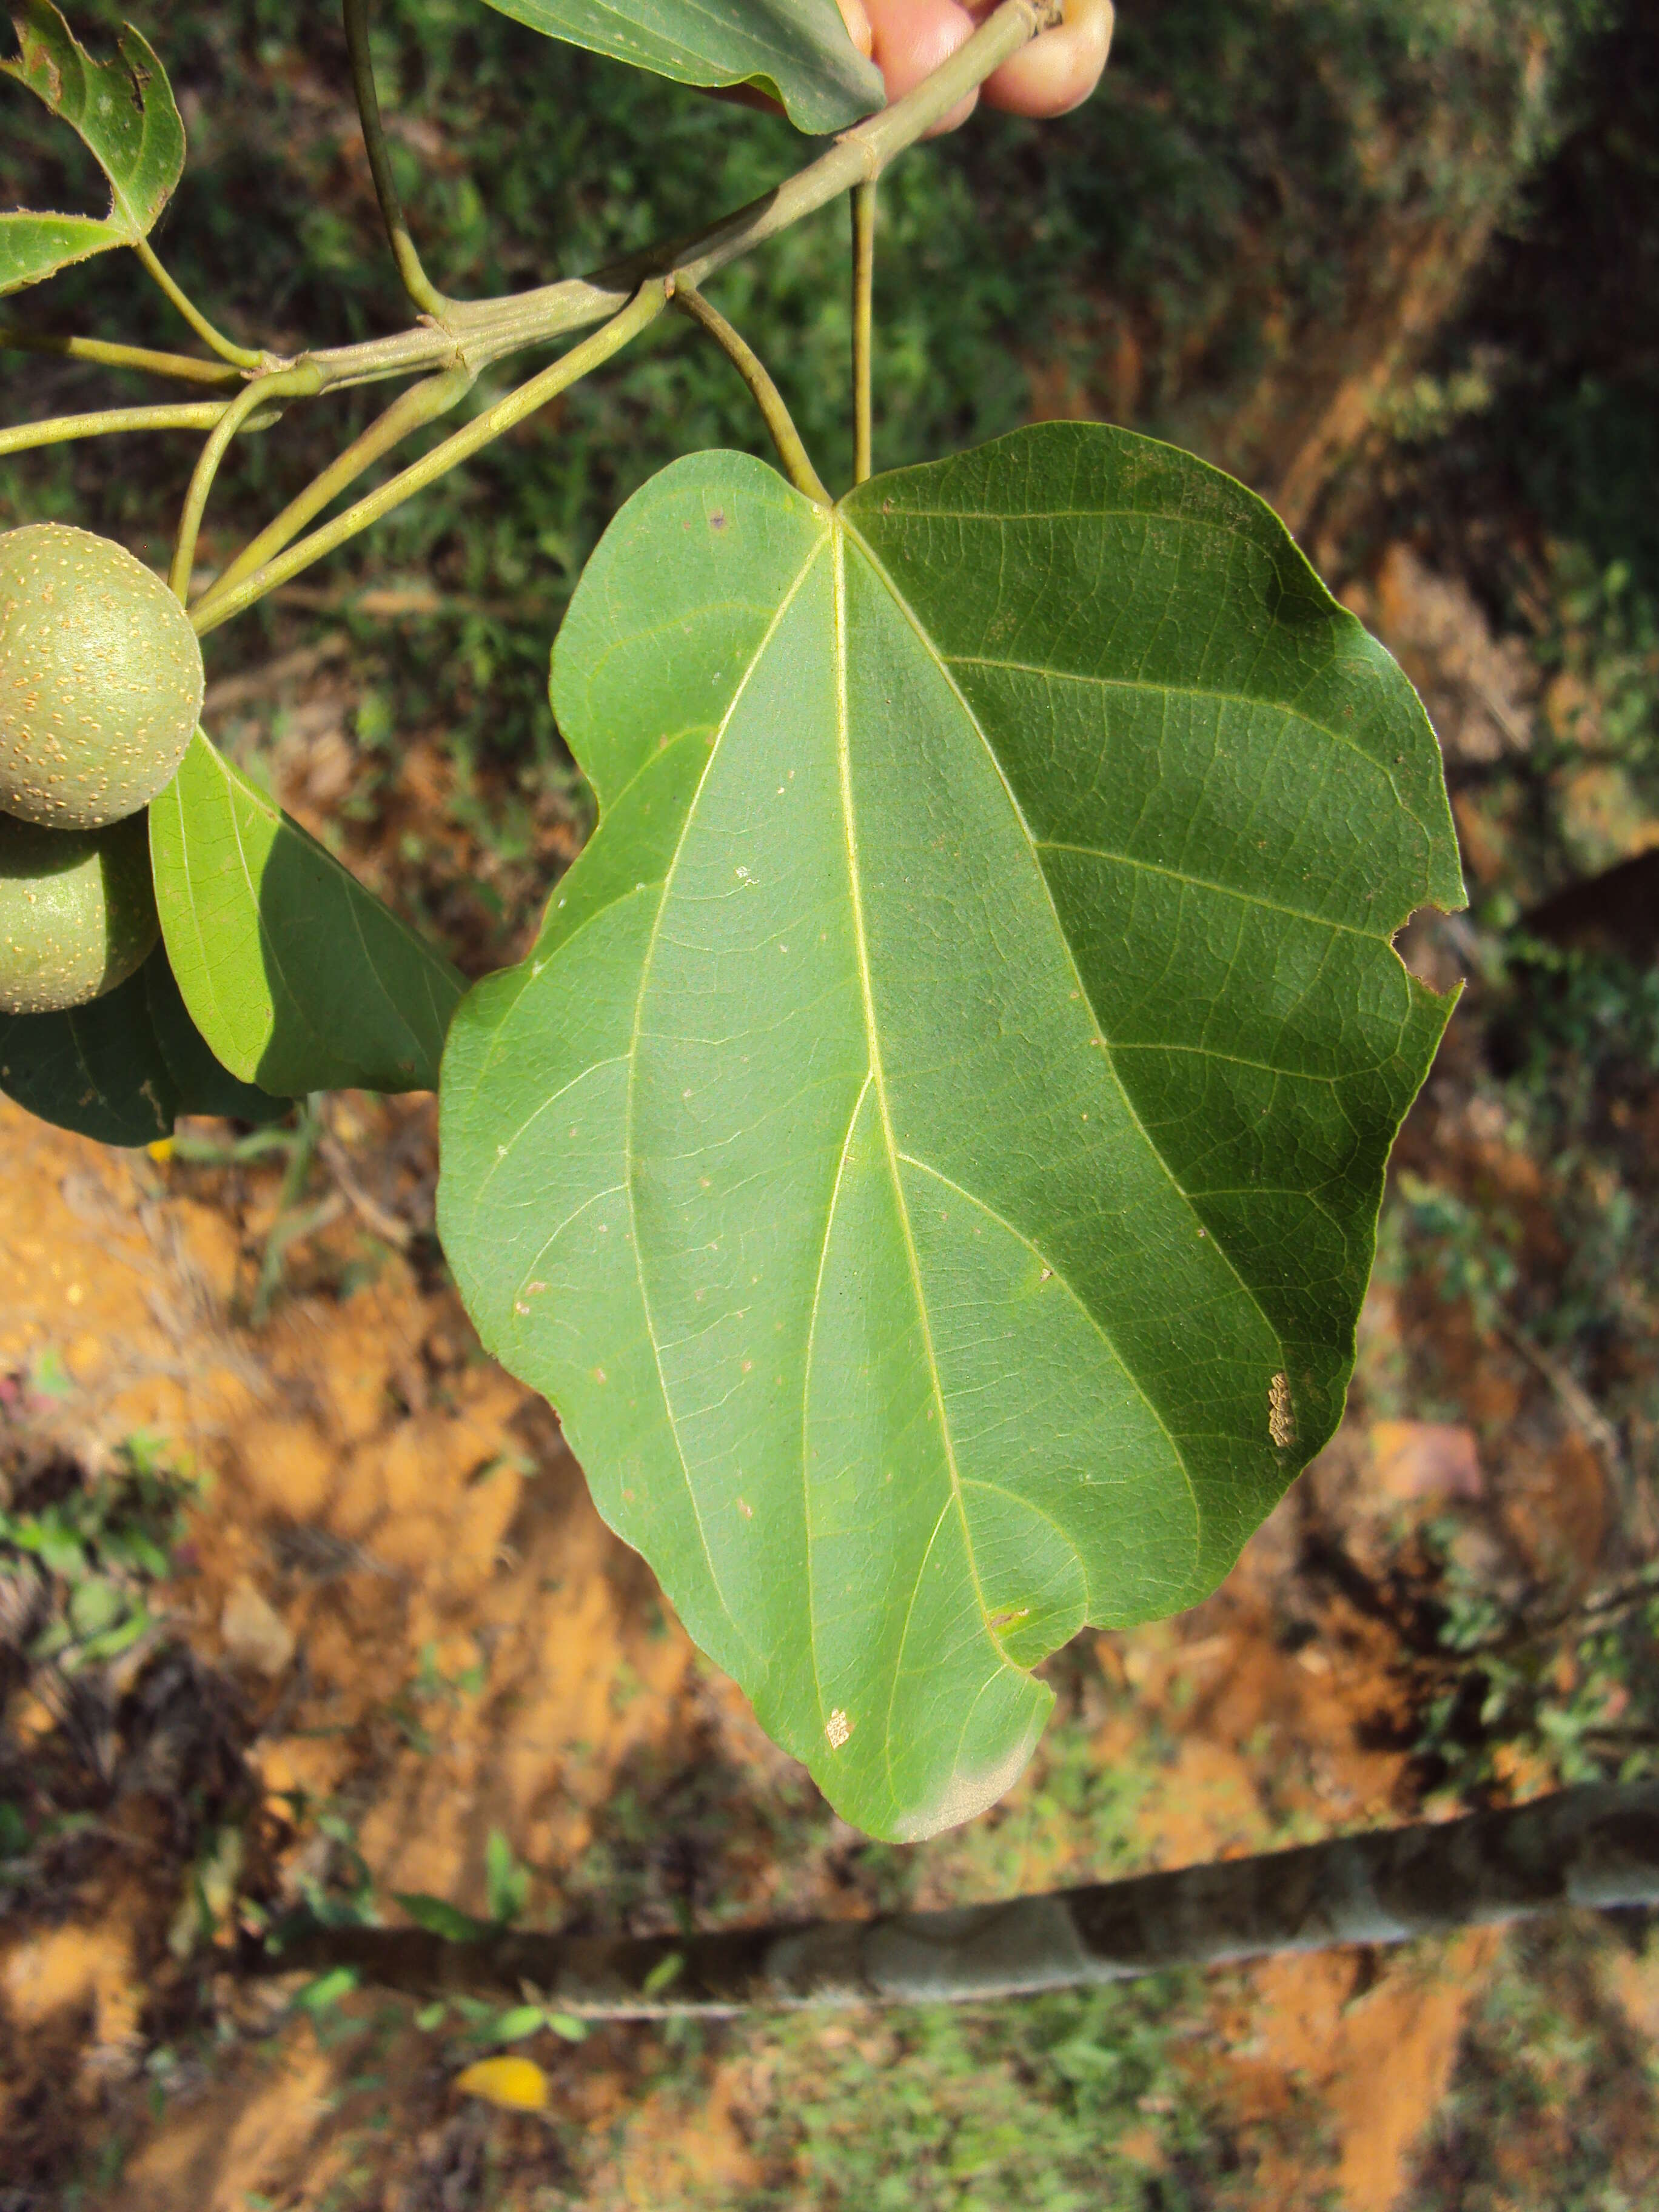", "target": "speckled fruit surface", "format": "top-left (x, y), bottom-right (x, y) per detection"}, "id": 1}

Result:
top-left (0, 524), bottom-right (204, 829)
top-left (0, 810), bottom-right (159, 1014)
